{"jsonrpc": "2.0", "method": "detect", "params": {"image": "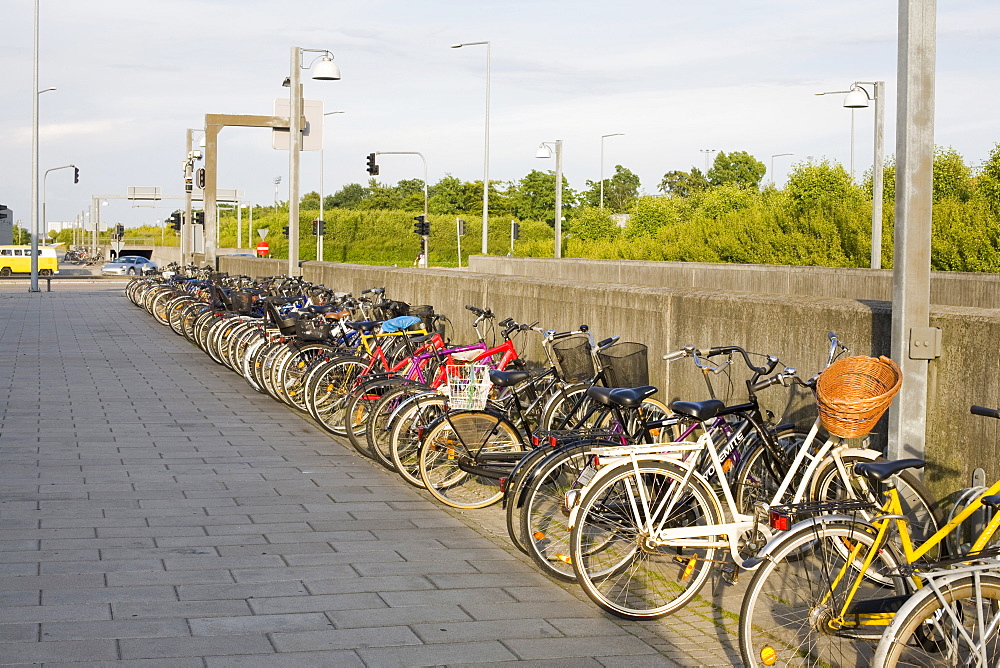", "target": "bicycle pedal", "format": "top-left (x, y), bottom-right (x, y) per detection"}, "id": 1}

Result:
top-left (721, 563), bottom-right (739, 585)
